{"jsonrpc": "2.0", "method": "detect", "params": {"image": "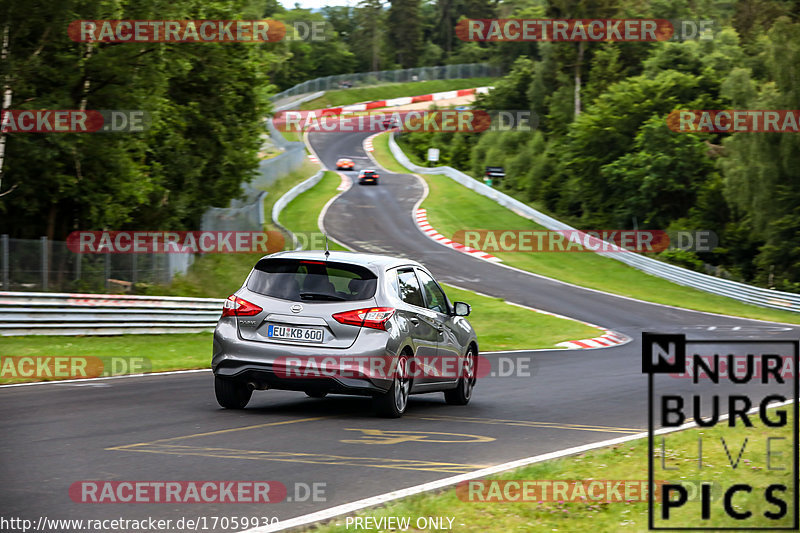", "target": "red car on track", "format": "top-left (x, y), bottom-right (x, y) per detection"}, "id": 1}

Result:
top-left (336, 158), bottom-right (355, 170)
